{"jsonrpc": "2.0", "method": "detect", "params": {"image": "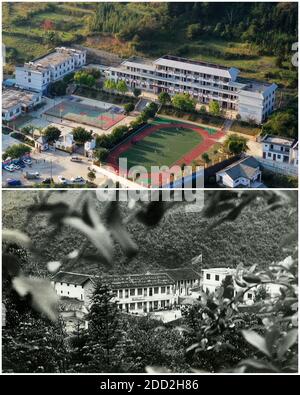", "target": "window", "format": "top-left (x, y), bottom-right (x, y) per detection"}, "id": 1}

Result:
top-left (154, 287), bottom-right (159, 294)
top-left (149, 288), bottom-right (153, 296)
top-left (206, 273), bottom-right (211, 280)
top-left (138, 288), bottom-right (142, 296)
top-left (28, 79), bottom-right (31, 83)
top-left (125, 289), bottom-right (129, 298)
top-left (74, 285), bottom-right (77, 288)
top-left (215, 275), bottom-right (219, 281)
top-left (119, 290), bottom-right (123, 298)
top-left (277, 155), bottom-right (281, 159)
top-left (167, 286), bottom-right (170, 294)
top-left (144, 288), bottom-right (147, 296)
top-left (247, 293), bottom-right (253, 300)
top-left (130, 303), bottom-right (135, 310)
top-left (137, 302), bottom-right (143, 309)
top-left (161, 287), bottom-right (165, 294)
top-left (130, 289), bottom-right (135, 296)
